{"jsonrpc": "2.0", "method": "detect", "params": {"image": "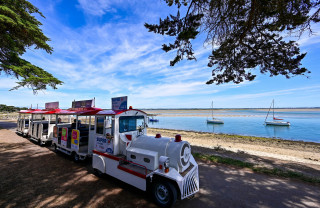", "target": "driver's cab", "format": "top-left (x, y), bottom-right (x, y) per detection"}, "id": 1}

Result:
top-left (93, 109), bottom-right (147, 156)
